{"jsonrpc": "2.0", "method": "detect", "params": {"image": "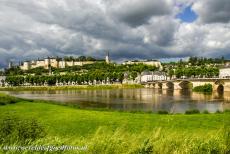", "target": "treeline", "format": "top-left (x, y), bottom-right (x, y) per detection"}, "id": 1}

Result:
top-left (53, 62), bottom-right (157, 74)
top-left (63, 56), bottom-right (101, 62)
top-left (164, 56), bottom-right (226, 67)
top-left (169, 67), bottom-right (219, 79)
top-left (188, 56), bottom-right (225, 65)
top-left (5, 72), bottom-right (123, 86)
top-left (5, 63), bottom-right (159, 86)
top-left (4, 62), bottom-right (158, 76)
